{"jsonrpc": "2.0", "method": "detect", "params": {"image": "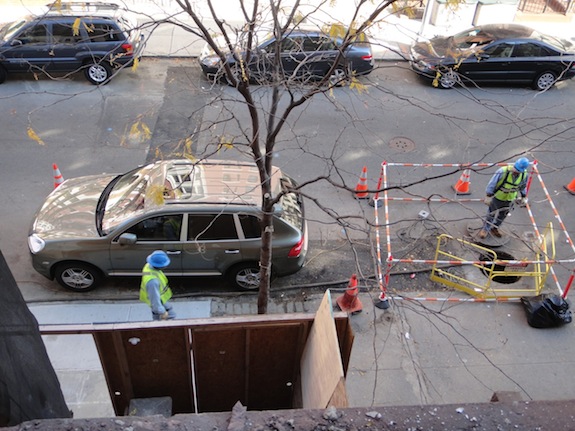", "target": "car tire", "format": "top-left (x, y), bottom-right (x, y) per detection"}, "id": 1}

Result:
top-left (227, 262), bottom-right (261, 290)
top-left (0, 66), bottom-right (7, 84)
top-left (328, 67), bottom-right (347, 87)
top-left (54, 262), bottom-right (103, 292)
top-left (84, 60), bottom-right (113, 85)
top-left (438, 68), bottom-right (459, 89)
top-left (533, 71), bottom-right (556, 91)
